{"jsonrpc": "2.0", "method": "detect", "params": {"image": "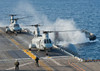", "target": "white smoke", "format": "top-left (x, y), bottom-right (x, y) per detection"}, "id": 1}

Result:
top-left (14, 1), bottom-right (52, 25)
top-left (0, 21), bottom-right (8, 27)
top-left (42, 18), bottom-right (89, 44)
top-left (13, 1), bottom-right (89, 45)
